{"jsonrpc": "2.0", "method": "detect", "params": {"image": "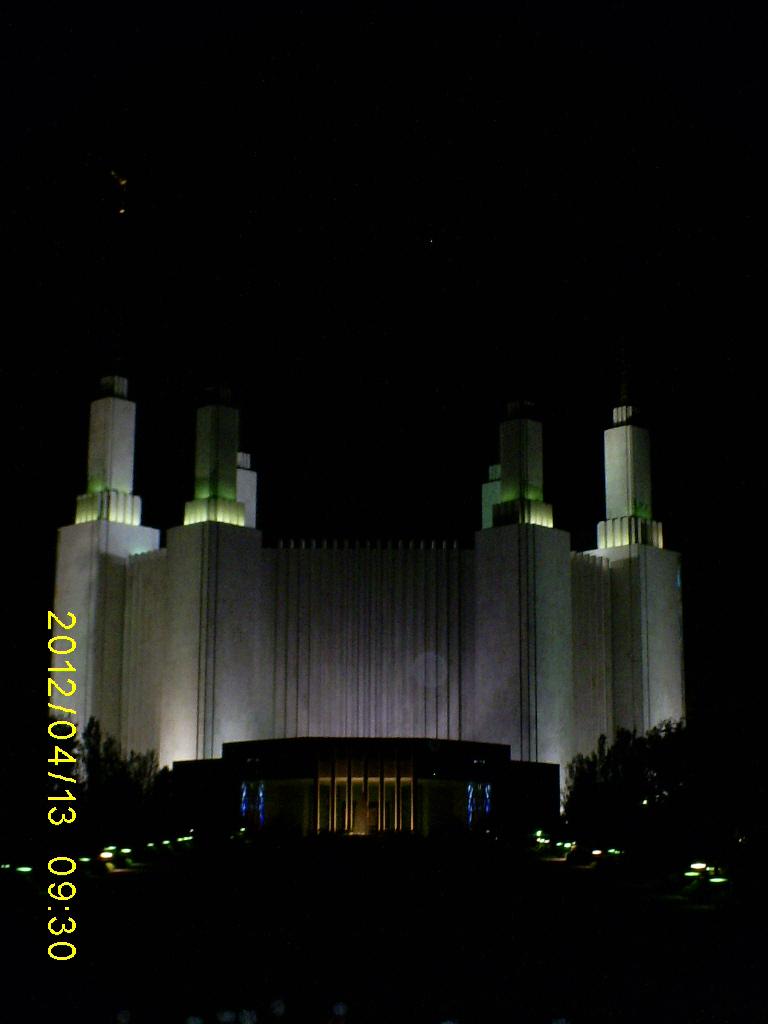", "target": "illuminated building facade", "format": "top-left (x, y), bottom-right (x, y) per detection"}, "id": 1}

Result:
top-left (54, 377), bottom-right (684, 829)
